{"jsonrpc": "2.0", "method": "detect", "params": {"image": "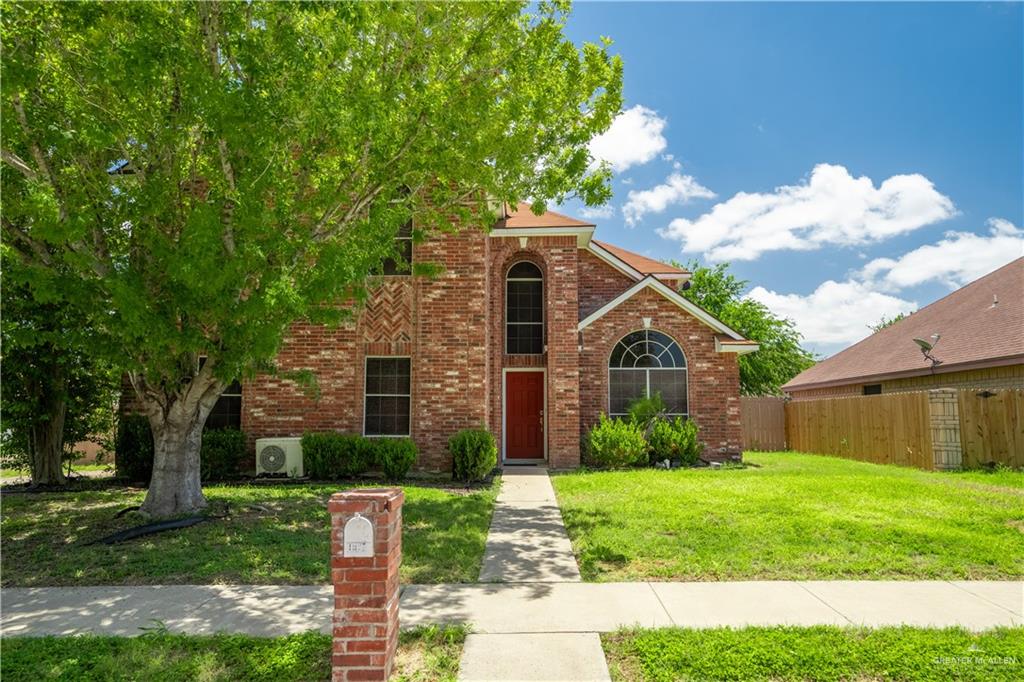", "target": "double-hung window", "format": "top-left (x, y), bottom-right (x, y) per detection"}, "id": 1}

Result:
top-left (364, 358), bottom-right (411, 436)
